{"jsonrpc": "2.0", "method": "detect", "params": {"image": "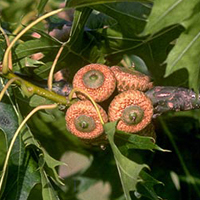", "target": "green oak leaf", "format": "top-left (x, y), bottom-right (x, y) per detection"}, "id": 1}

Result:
top-left (104, 122), bottom-right (163, 200)
top-left (23, 129), bottom-right (66, 186)
top-left (137, 170), bottom-right (163, 200)
top-left (104, 122), bottom-right (147, 200)
top-left (91, 2), bottom-right (151, 35)
top-left (0, 102), bottom-right (40, 200)
top-left (39, 169), bottom-right (60, 200)
top-left (116, 131), bottom-right (170, 152)
top-left (143, 0), bottom-right (200, 91)
top-left (143, 0), bottom-right (199, 35)
top-left (165, 11), bottom-right (200, 91)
